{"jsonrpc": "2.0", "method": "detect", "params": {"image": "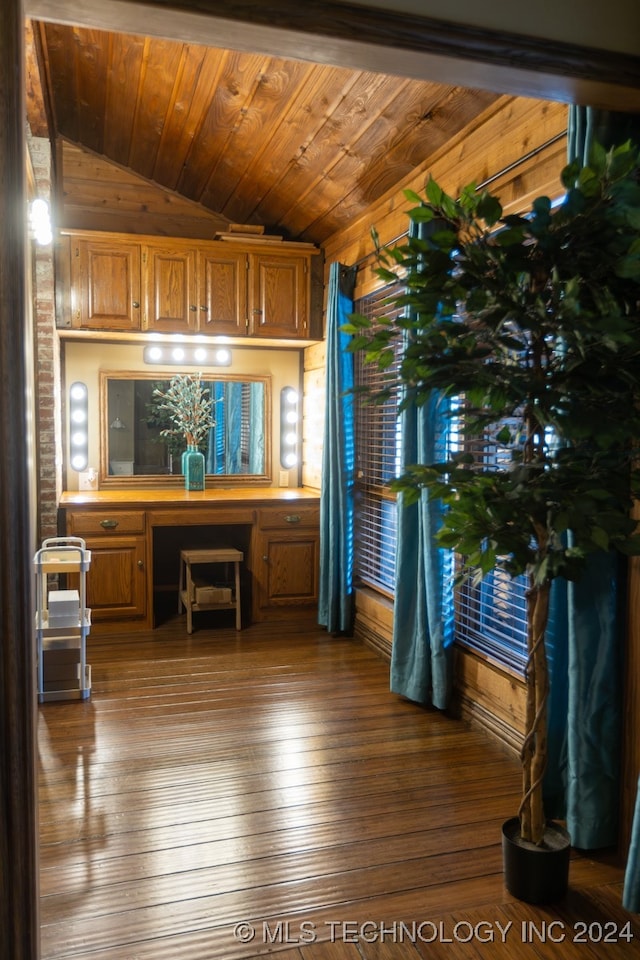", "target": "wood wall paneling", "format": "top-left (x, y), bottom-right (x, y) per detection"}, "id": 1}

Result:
top-left (59, 141), bottom-right (229, 239)
top-left (323, 97), bottom-right (568, 287)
